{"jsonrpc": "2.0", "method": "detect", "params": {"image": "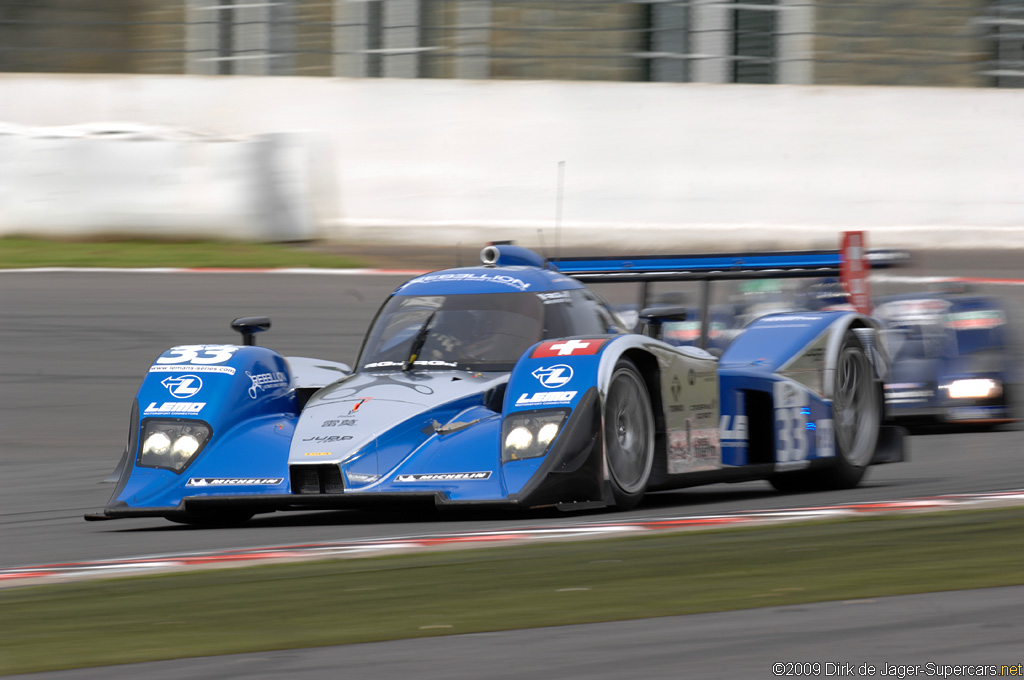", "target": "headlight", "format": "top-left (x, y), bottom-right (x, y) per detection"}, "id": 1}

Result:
top-left (138, 419), bottom-right (212, 472)
top-left (537, 422), bottom-right (559, 446)
top-left (501, 411), bottom-right (567, 463)
top-left (505, 426), bottom-right (533, 451)
top-left (945, 379), bottom-right (1000, 400)
top-left (142, 432), bottom-right (171, 456)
